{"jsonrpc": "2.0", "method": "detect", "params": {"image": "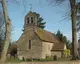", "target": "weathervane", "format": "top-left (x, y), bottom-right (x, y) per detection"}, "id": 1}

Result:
top-left (30, 4), bottom-right (32, 11)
